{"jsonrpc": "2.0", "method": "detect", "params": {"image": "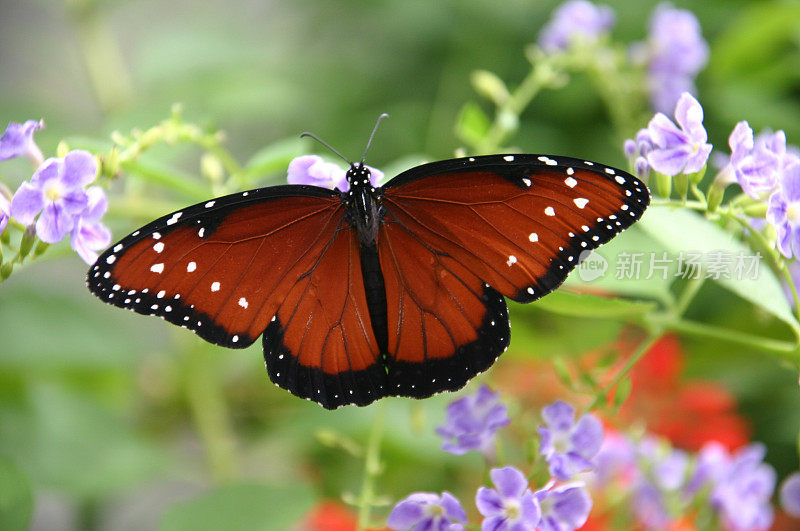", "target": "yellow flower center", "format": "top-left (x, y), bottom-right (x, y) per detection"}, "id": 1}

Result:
top-left (504, 498), bottom-right (521, 520)
top-left (44, 180), bottom-right (65, 202)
